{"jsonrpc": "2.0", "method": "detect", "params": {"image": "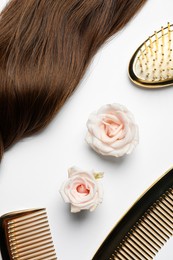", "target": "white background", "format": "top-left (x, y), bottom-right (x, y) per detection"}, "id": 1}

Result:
top-left (0, 0), bottom-right (172, 259)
